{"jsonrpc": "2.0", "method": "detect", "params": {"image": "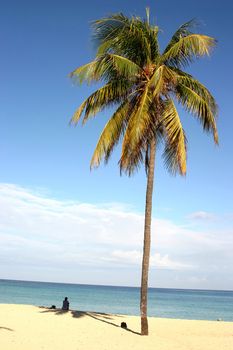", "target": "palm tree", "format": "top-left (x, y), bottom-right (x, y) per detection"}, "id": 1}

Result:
top-left (70, 10), bottom-right (218, 335)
